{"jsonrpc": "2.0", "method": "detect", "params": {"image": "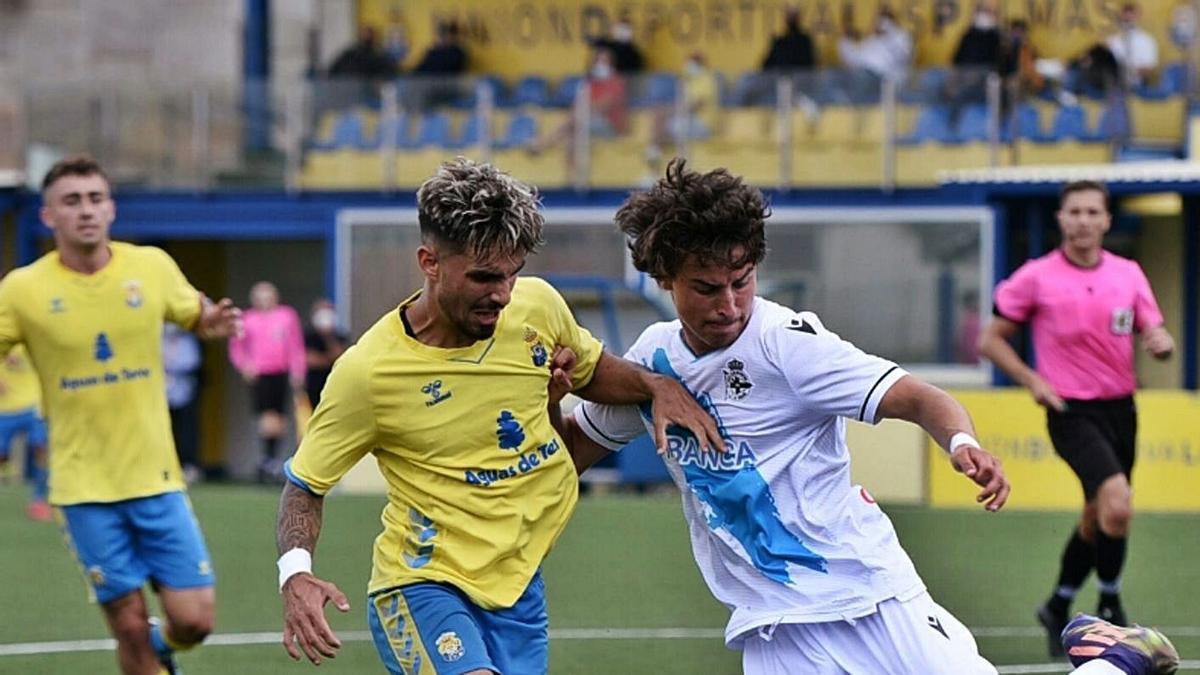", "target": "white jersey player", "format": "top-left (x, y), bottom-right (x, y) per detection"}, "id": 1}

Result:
top-left (552, 159), bottom-right (1015, 674)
